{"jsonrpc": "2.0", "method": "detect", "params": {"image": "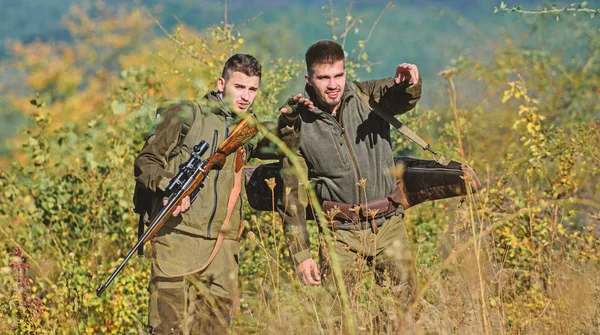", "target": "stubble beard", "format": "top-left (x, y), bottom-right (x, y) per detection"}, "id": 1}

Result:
top-left (319, 91), bottom-right (341, 113)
